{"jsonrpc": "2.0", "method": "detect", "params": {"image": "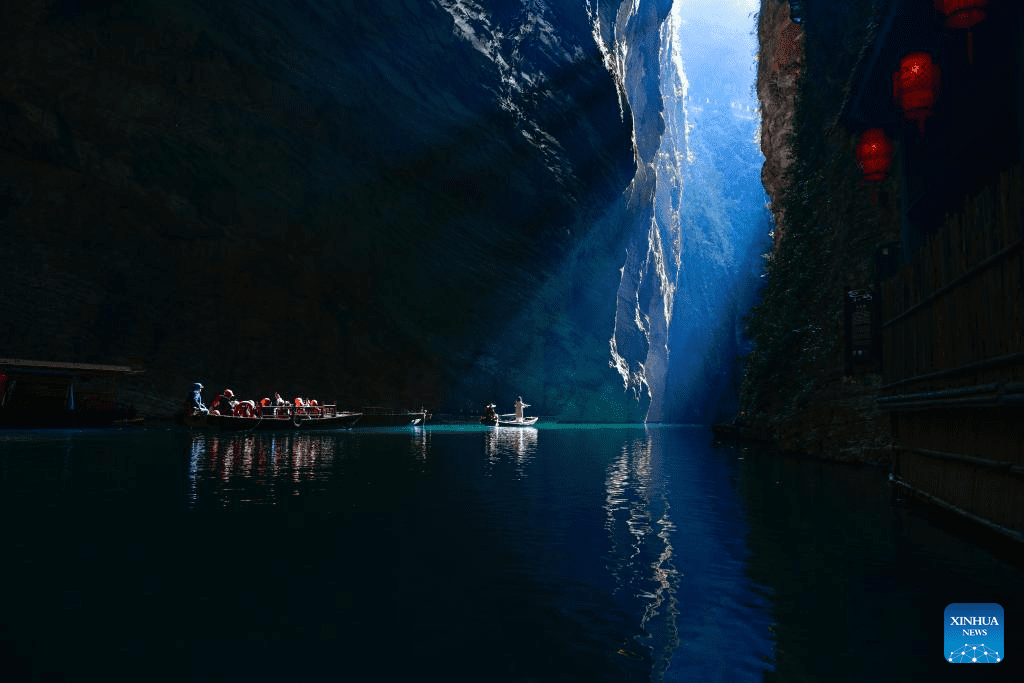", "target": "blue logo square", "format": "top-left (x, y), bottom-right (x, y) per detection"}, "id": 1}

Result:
top-left (945, 603), bottom-right (1004, 663)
